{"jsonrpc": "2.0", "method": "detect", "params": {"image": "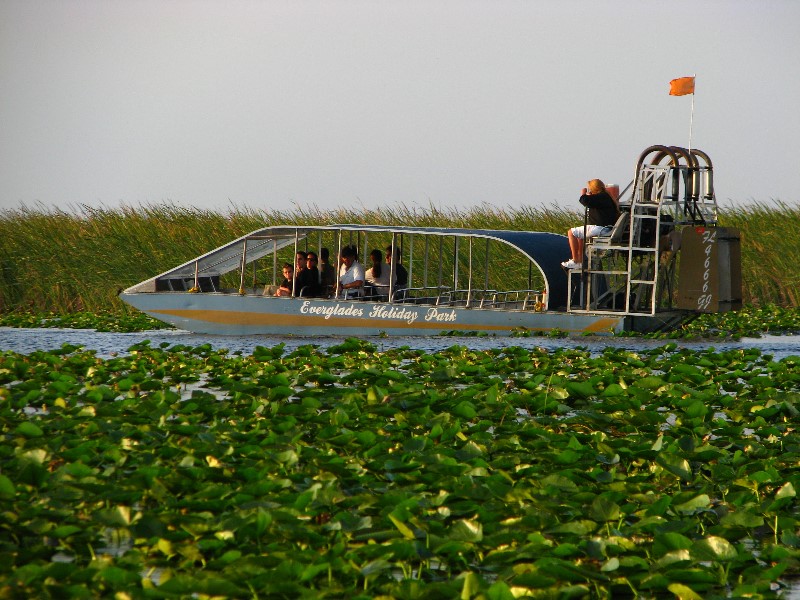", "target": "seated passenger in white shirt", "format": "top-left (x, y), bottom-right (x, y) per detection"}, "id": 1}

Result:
top-left (336, 245), bottom-right (365, 298)
top-left (365, 249), bottom-right (395, 298)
